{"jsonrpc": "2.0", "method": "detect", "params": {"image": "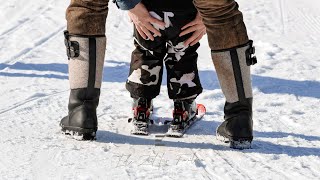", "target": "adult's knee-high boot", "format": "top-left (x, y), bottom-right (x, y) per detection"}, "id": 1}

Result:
top-left (60, 31), bottom-right (106, 140)
top-left (212, 41), bottom-right (257, 149)
top-left (194, 0), bottom-right (257, 149)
